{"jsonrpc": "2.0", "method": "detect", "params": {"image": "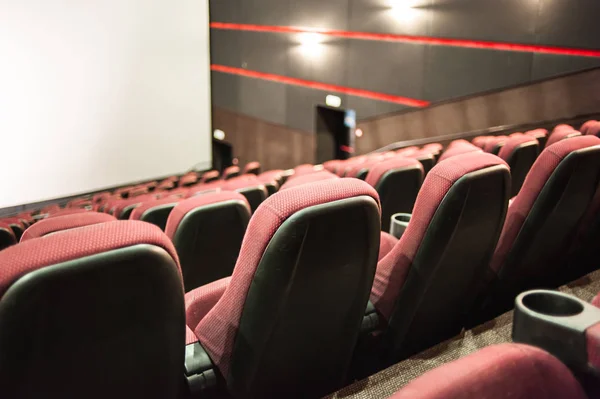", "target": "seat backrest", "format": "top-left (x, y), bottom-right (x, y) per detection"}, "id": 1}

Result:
top-left (483, 136), bottom-right (508, 155)
top-left (498, 134), bottom-right (540, 197)
top-left (586, 122), bottom-right (600, 138)
top-left (46, 208), bottom-right (90, 219)
top-left (111, 194), bottom-right (155, 219)
top-left (179, 173), bottom-right (198, 187)
top-left (581, 120), bottom-right (598, 135)
top-left (546, 128), bottom-right (581, 148)
top-left (490, 136), bottom-right (600, 300)
top-left (280, 170), bottom-right (339, 190)
top-left (525, 128), bottom-right (549, 149)
top-left (195, 179), bottom-right (381, 398)
top-left (223, 166), bottom-right (241, 180)
top-left (21, 212), bottom-right (117, 242)
top-left (438, 141), bottom-right (482, 162)
top-left (371, 152), bottom-right (509, 359)
top-left (0, 222), bottom-right (16, 251)
top-left (243, 161), bottom-right (261, 175)
top-left (201, 170), bottom-right (221, 183)
top-left (222, 175), bottom-right (268, 213)
top-left (1, 218), bottom-right (25, 241)
top-left (365, 157), bottom-right (424, 232)
top-left (130, 198), bottom-right (181, 231)
top-left (165, 192), bottom-right (251, 292)
top-left (389, 344), bottom-right (587, 399)
top-left (0, 221), bottom-right (185, 399)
